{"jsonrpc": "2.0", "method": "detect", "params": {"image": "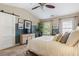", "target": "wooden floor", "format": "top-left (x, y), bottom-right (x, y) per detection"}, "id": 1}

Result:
top-left (0, 45), bottom-right (28, 56)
